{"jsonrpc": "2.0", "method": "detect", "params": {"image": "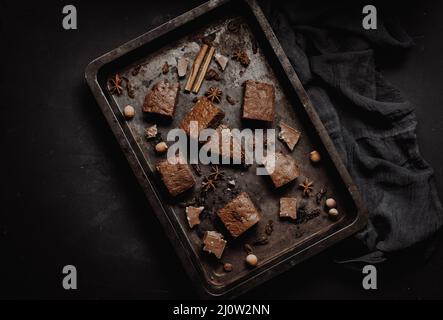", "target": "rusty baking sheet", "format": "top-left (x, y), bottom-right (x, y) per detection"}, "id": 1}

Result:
top-left (85, 0), bottom-right (367, 298)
